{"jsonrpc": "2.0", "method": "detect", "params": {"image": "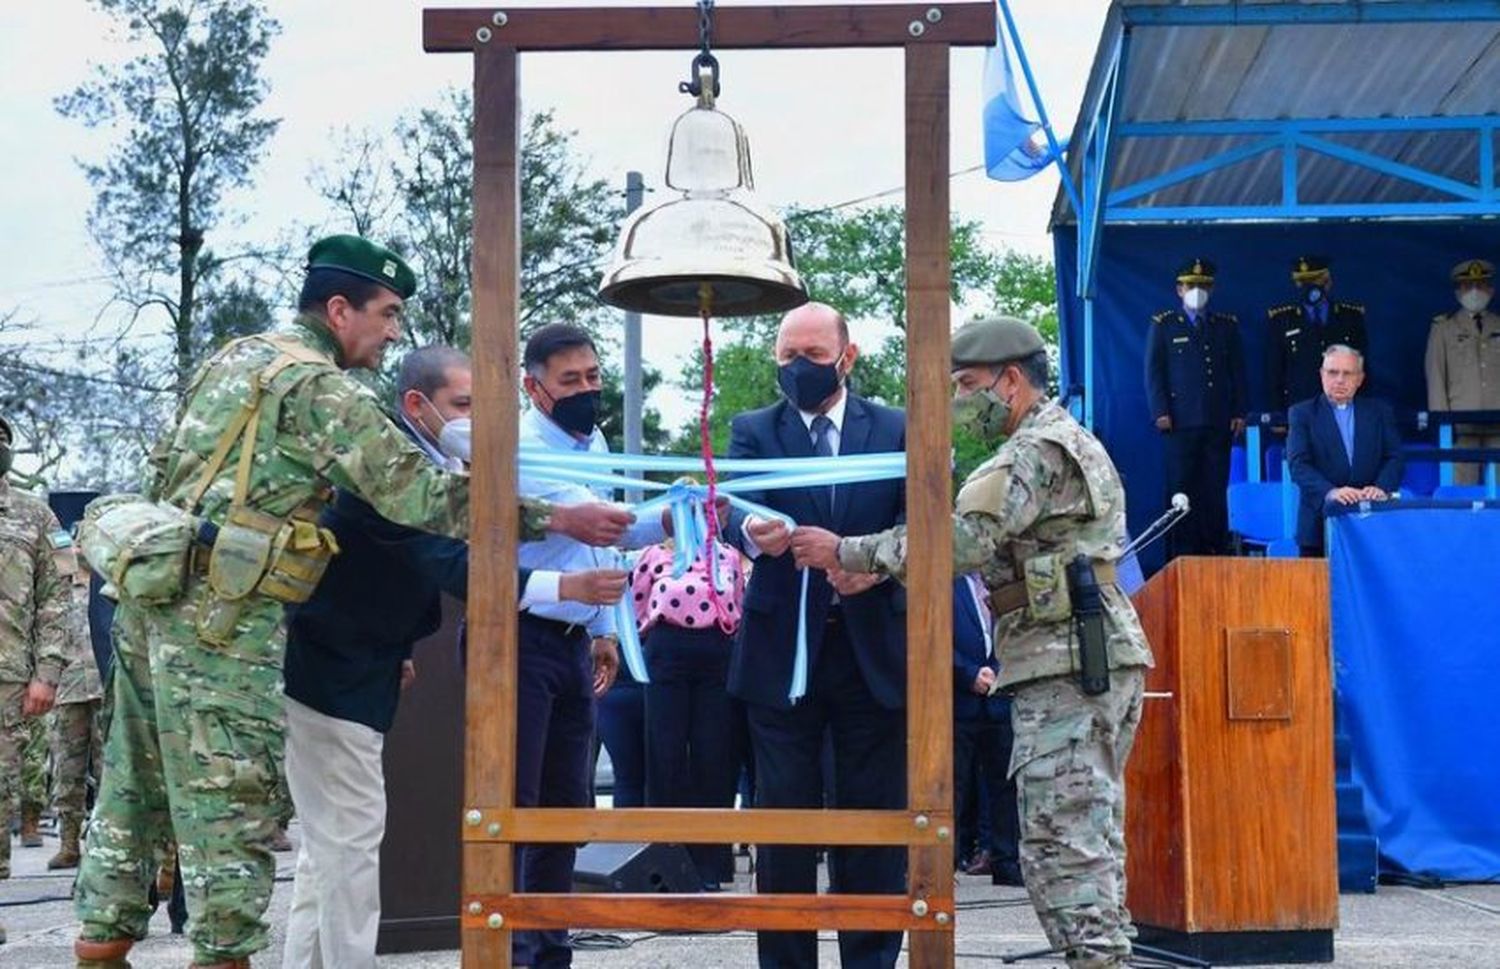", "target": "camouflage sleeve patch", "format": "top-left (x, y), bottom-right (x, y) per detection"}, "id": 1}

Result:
top-left (31, 509), bottom-right (72, 686)
top-left (837, 525), bottom-right (909, 583)
top-left (952, 511), bottom-right (1009, 574)
top-left (998, 439), bottom-right (1060, 536)
top-left (520, 497), bottom-right (552, 542)
top-left (292, 371), bottom-right (470, 539)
